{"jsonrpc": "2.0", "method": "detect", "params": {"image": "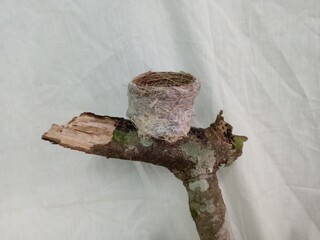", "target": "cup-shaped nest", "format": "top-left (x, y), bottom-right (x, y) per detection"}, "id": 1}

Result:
top-left (127, 71), bottom-right (201, 142)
